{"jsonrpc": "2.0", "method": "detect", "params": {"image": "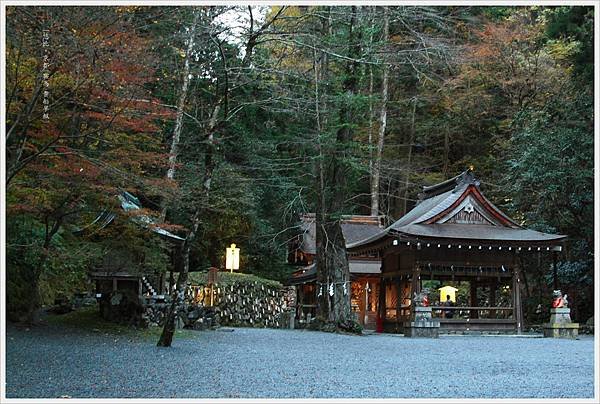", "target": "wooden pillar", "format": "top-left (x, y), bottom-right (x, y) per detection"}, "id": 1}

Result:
top-left (363, 280), bottom-right (369, 325)
top-left (138, 279), bottom-right (143, 296)
top-left (470, 281), bottom-right (478, 318)
top-left (489, 280), bottom-right (497, 319)
top-left (395, 277), bottom-right (402, 325)
top-left (112, 278), bottom-right (118, 292)
top-left (368, 281), bottom-right (376, 312)
top-left (410, 265), bottom-right (421, 297)
top-left (552, 251), bottom-right (559, 290)
top-left (513, 266), bottom-right (523, 334)
top-left (408, 265), bottom-right (421, 331)
top-left (168, 270), bottom-right (174, 294)
top-left (298, 284), bottom-right (304, 319)
top-left (378, 277), bottom-right (387, 321)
